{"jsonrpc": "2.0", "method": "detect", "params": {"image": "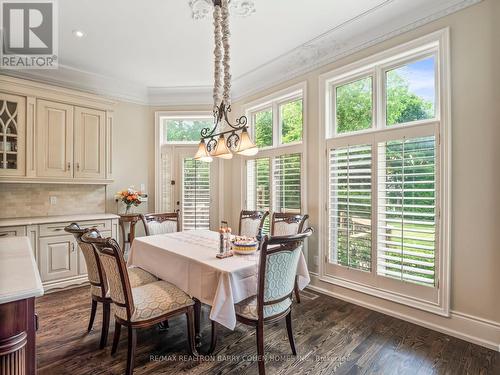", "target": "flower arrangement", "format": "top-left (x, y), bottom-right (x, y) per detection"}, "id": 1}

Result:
top-left (115, 187), bottom-right (142, 214)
